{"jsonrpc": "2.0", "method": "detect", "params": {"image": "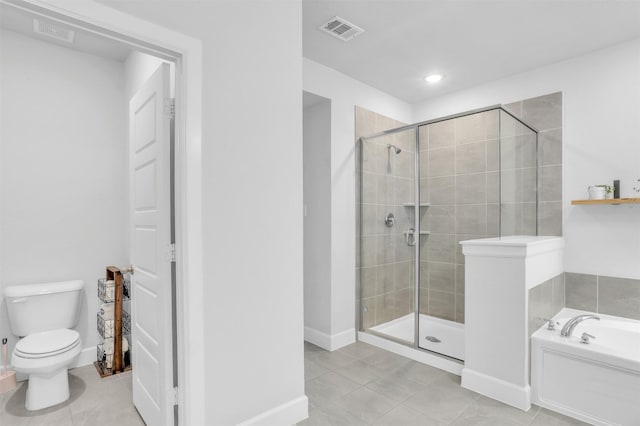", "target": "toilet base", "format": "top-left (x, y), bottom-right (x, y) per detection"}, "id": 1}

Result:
top-left (26, 369), bottom-right (70, 411)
